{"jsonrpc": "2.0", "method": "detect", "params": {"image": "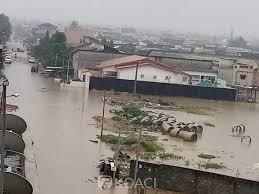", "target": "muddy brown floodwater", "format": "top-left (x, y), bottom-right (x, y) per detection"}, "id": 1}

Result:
top-left (2, 41), bottom-right (259, 194)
